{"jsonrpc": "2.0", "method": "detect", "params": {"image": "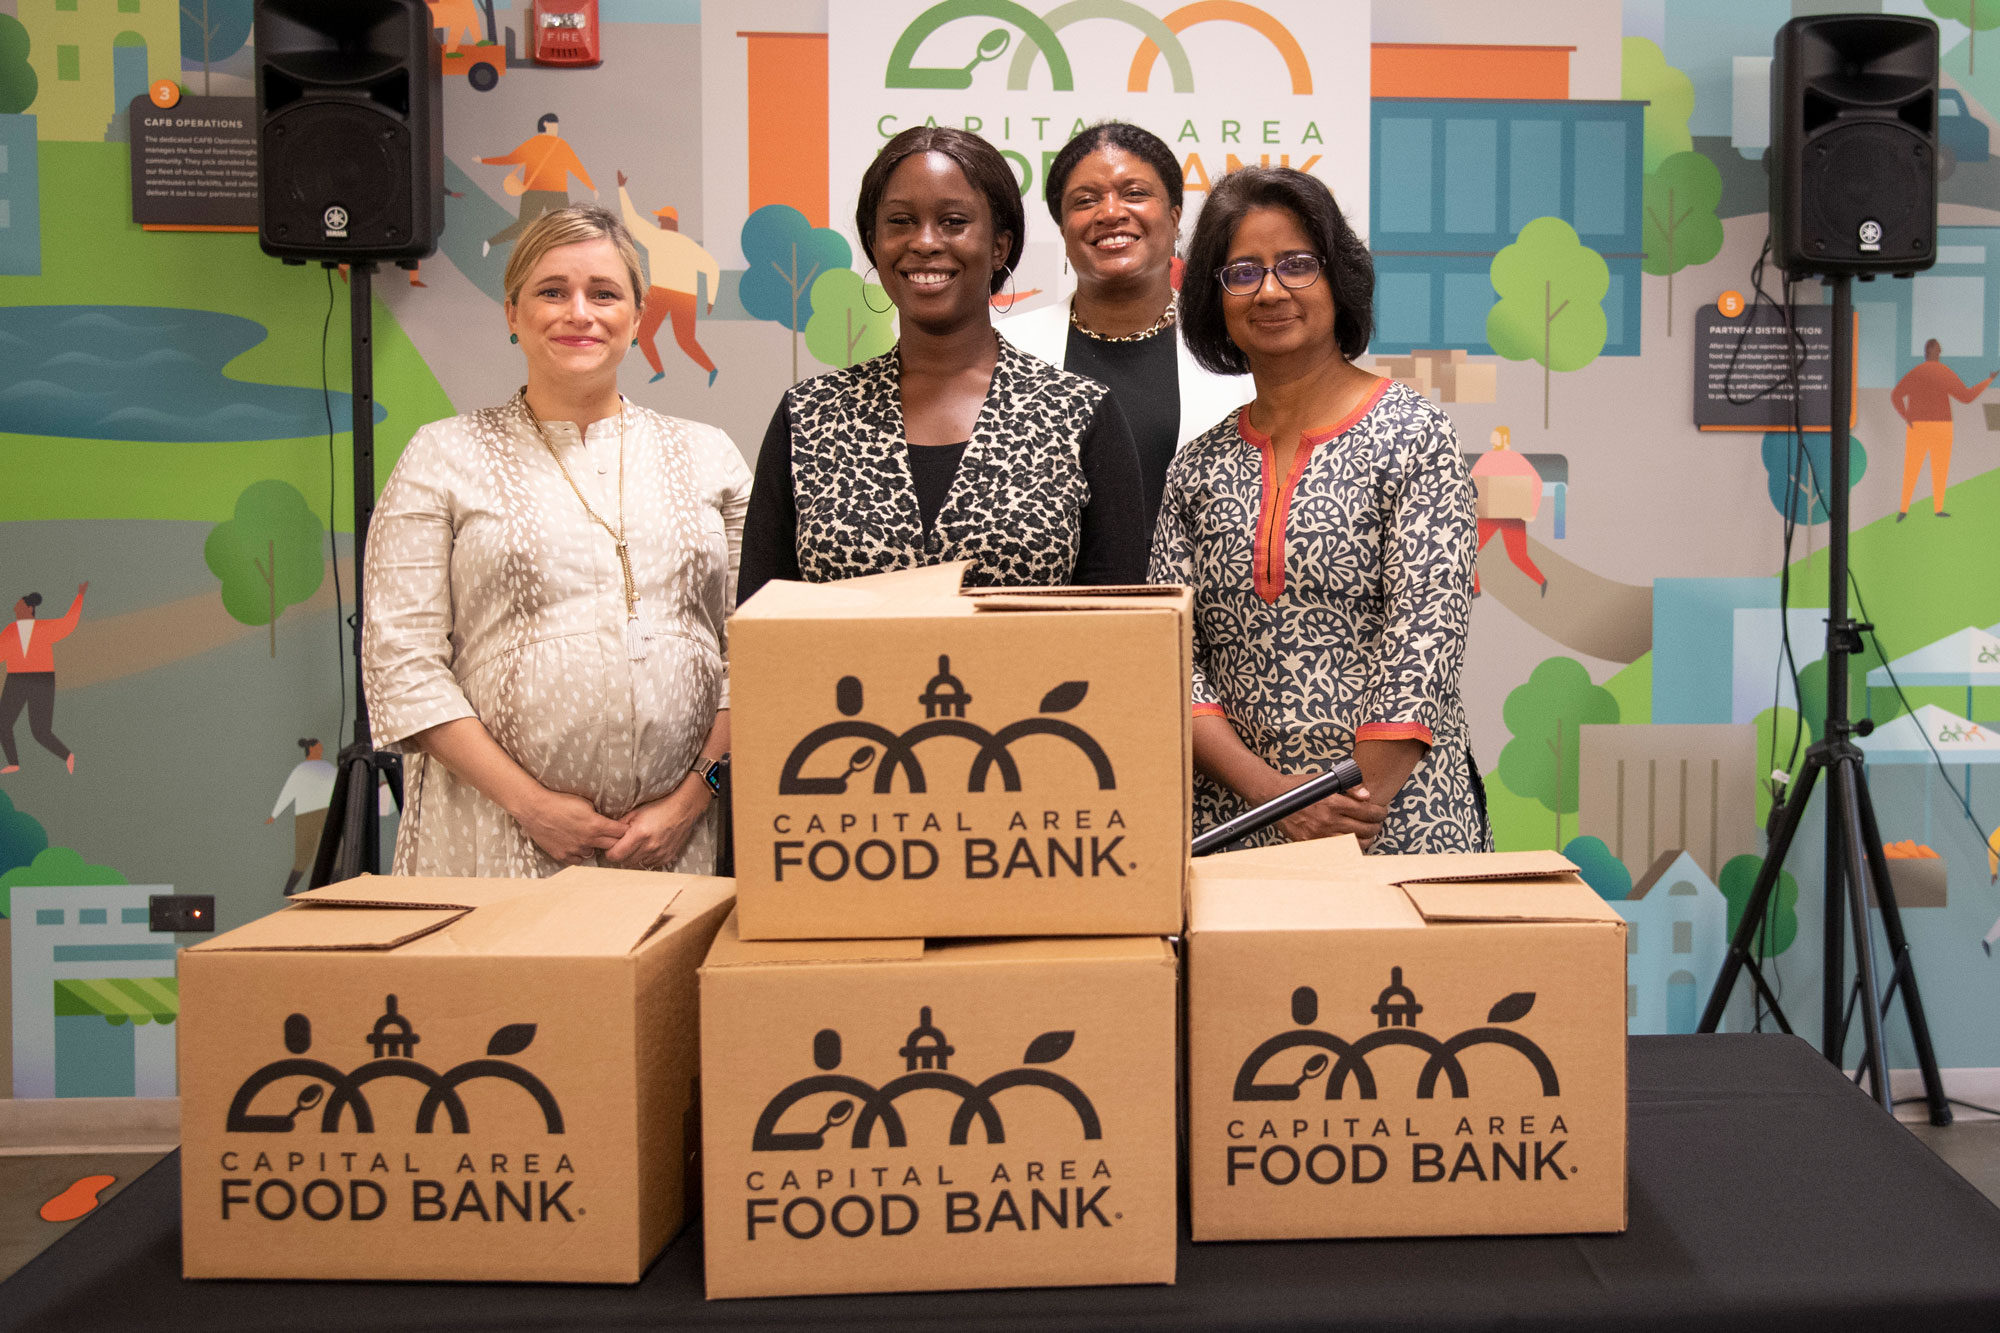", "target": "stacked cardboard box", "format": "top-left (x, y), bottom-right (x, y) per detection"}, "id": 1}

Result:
top-left (177, 868), bottom-right (735, 1282)
top-left (706, 563), bottom-right (1190, 1298)
top-left (1368, 348), bottom-right (1499, 404)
